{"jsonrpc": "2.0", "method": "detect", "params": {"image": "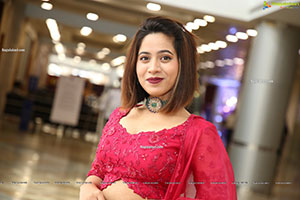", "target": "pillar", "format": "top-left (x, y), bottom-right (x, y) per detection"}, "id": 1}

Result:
top-left (228, 21), bottom-right (300, 194)
top-left (0, 0), bottom-right (26, 118)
